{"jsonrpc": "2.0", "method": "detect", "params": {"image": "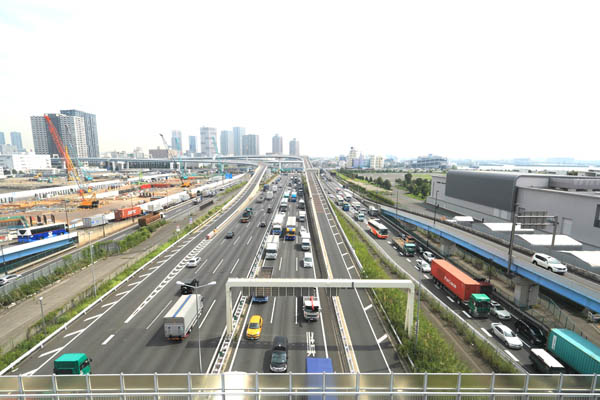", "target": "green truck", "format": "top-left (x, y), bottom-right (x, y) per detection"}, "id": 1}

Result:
top-left (547, 328), bottom-right (600, 374)
top-left (53, 353), bottom-right (92, 375)
top-left (393, 236), bottom-right (417, 257)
